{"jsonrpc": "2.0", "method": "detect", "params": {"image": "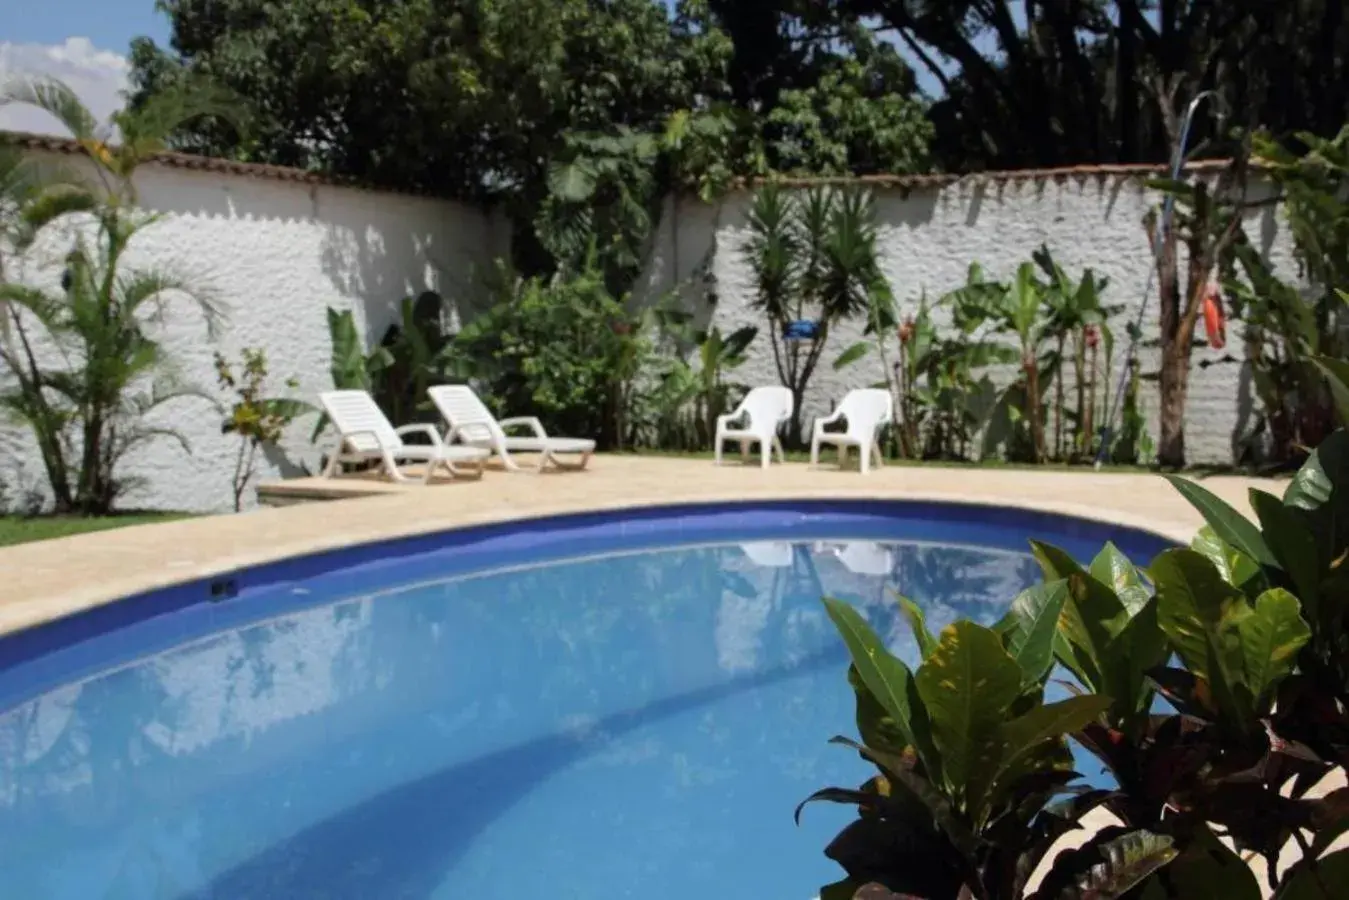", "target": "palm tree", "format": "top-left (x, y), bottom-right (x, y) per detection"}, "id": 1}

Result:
top-left (0, 75), bottom-right (245, 514)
